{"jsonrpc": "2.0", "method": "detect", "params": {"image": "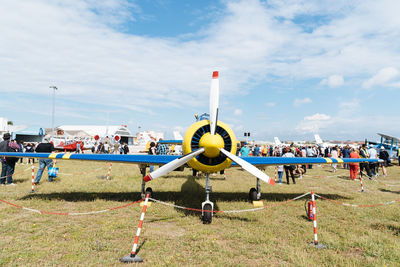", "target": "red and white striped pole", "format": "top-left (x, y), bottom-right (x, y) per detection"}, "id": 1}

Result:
top-left (274, 166), bottom-right (277, 181)
top-left (359, 168), bottom-right (365, 192)
top-left (223, 169), bottom-right (226, 180)
top-left (31, 163), bottom-right (35, 193)
top-left (309, 191), bottom-right (326, 248)
top-left (106, 163), bottom-right (112, 180)
top-left (120, 193), bottom-right (150, 263)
